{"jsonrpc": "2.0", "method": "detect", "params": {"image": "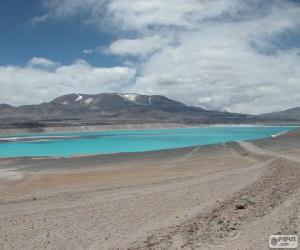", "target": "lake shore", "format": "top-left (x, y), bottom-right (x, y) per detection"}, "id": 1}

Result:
top-left (0, 122), bottom-right (298, 136)
top-left (0, 128), bottom-right (299, 249)
top-left (0, 123), bottom-right (190, 135)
